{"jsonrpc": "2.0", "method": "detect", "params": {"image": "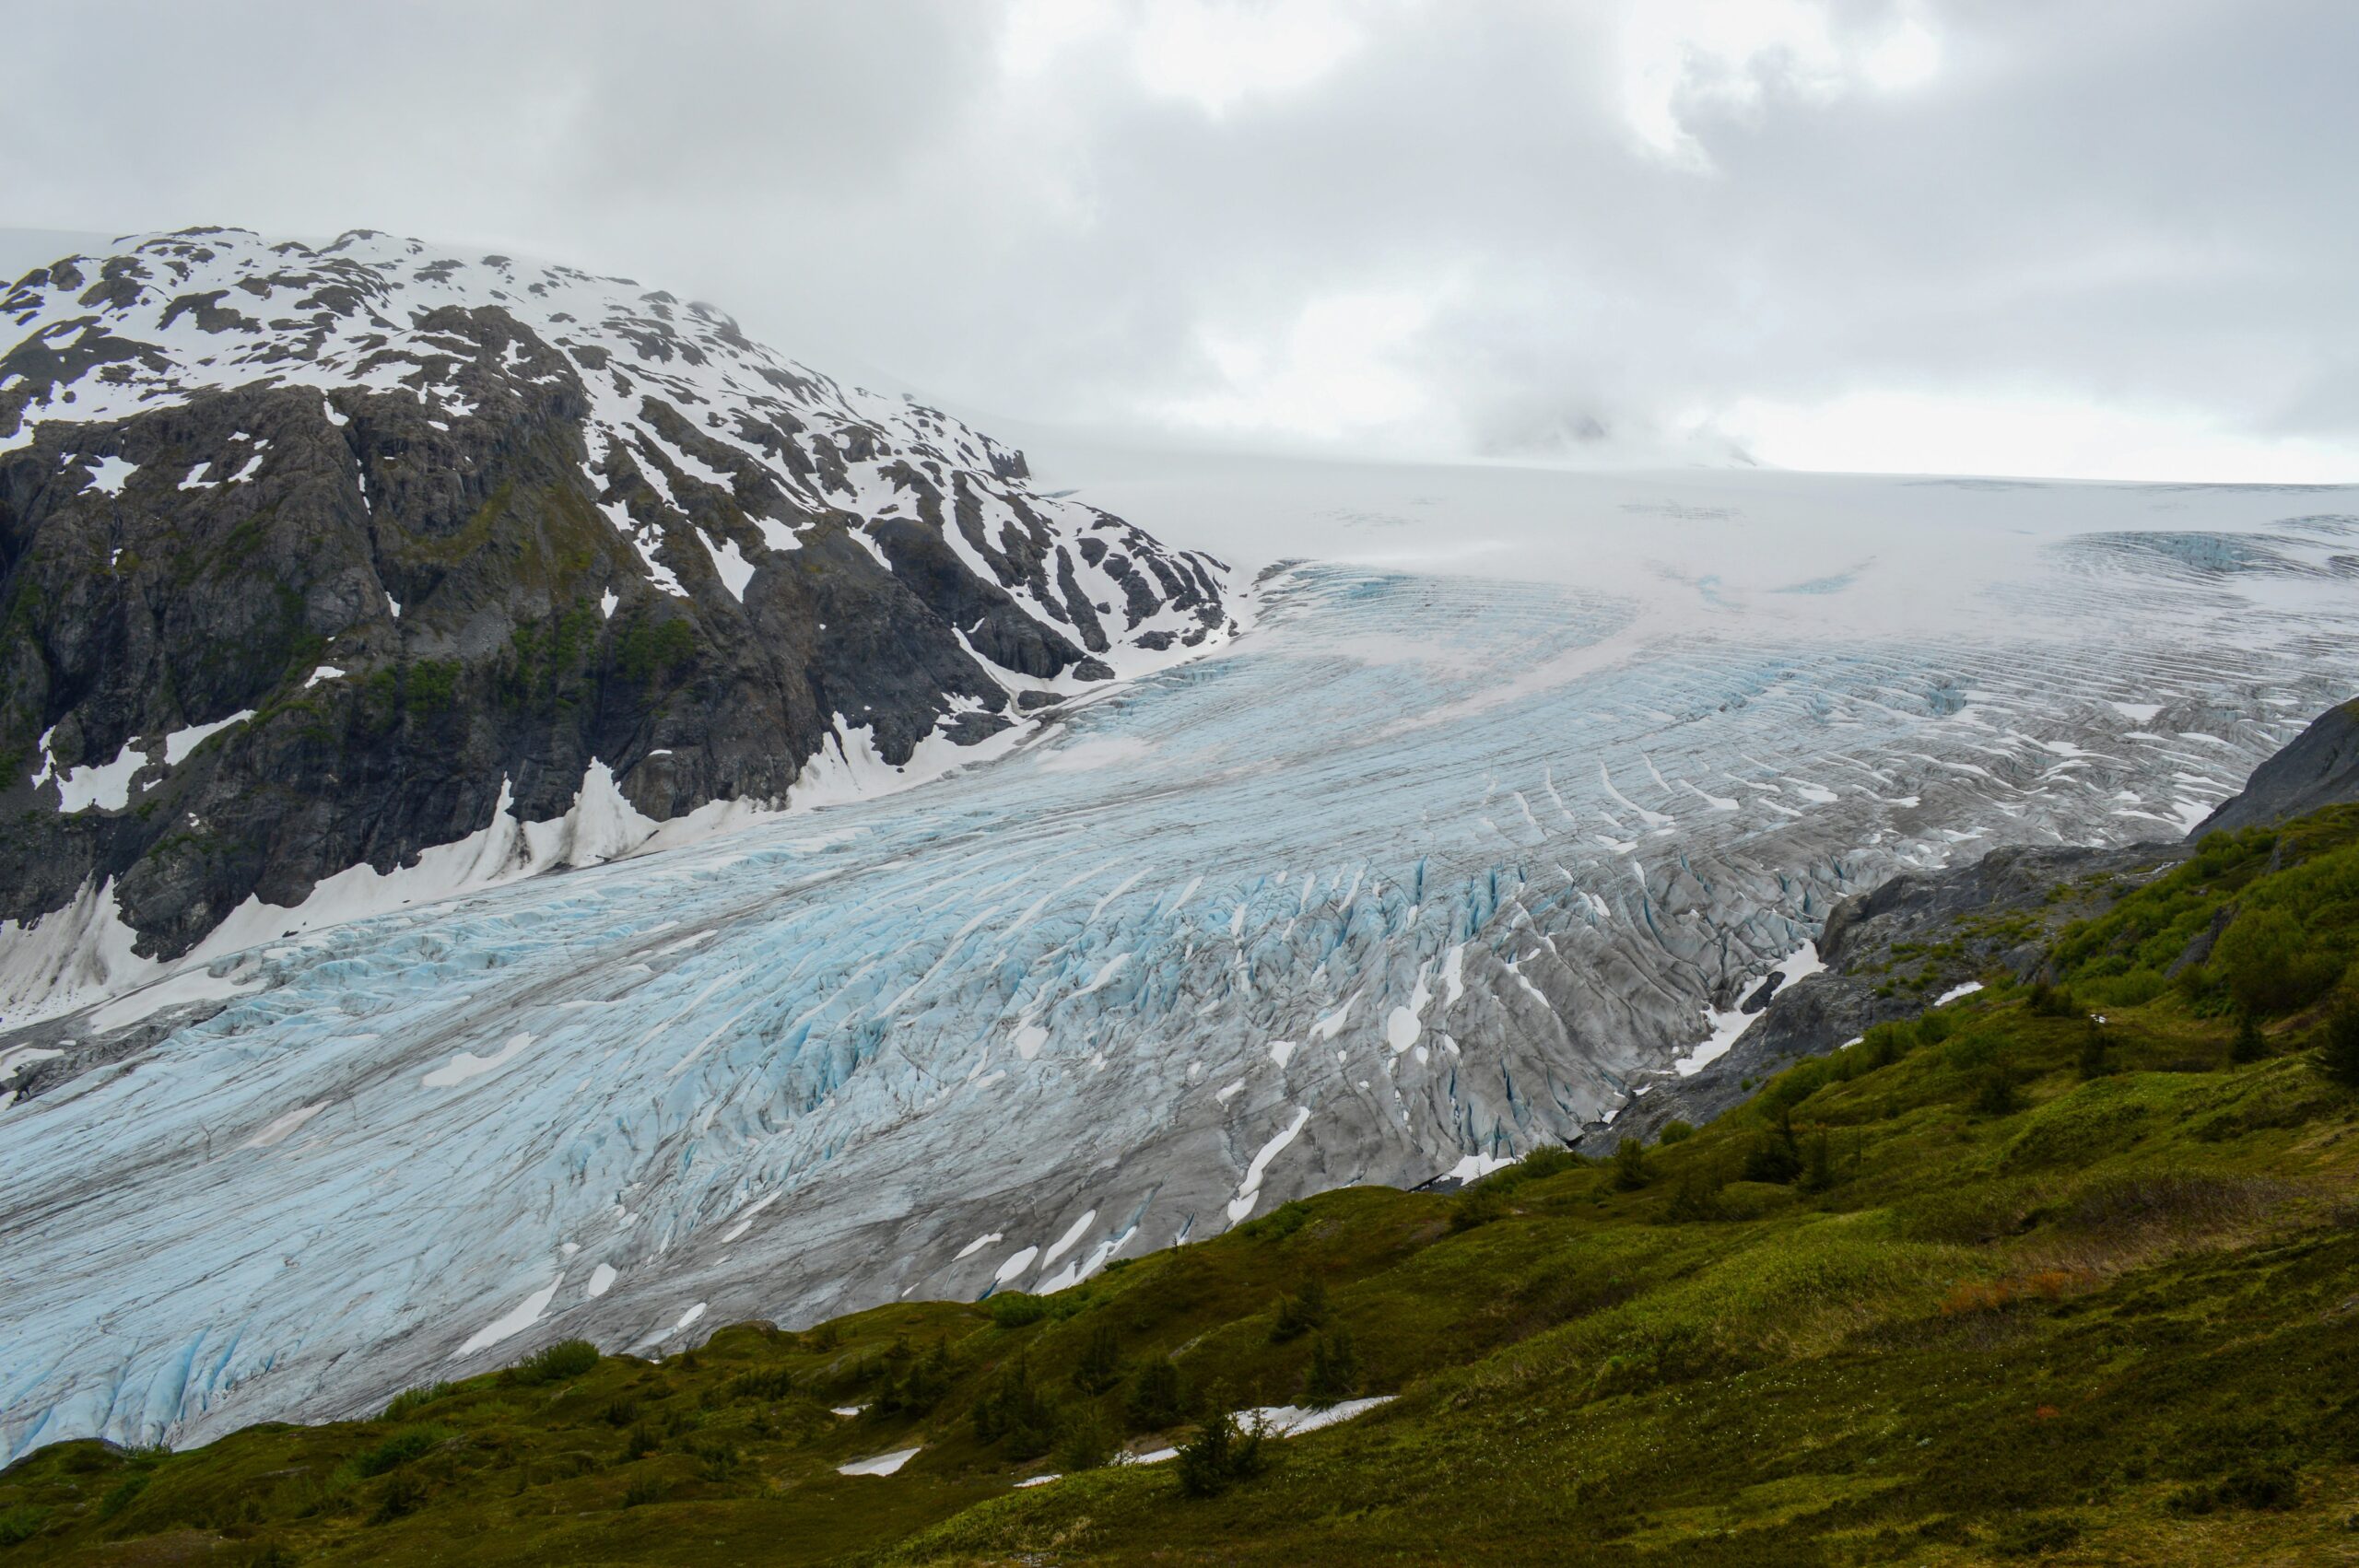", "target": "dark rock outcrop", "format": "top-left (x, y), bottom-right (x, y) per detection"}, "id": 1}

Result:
top-left (2189, 698), bottom-right (2359, 837)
